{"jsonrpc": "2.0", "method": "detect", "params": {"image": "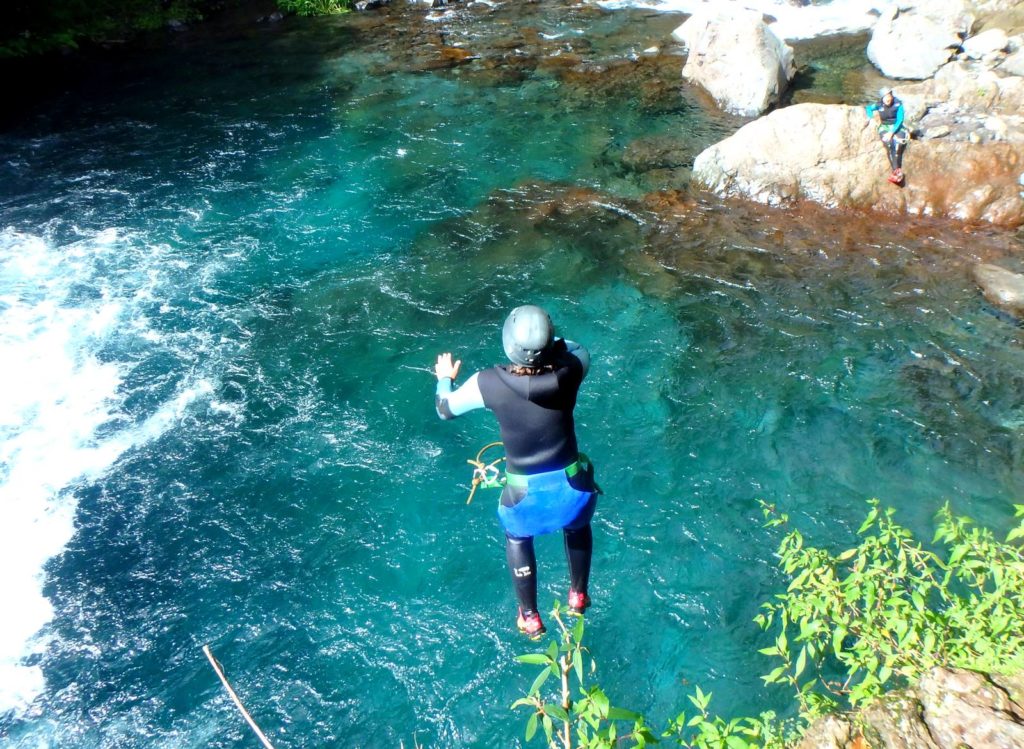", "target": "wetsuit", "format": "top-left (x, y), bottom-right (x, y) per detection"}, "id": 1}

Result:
top-left (435, 338), bottom-right (598, 618)
top-left (866, 95), bottom-right (909, 170)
